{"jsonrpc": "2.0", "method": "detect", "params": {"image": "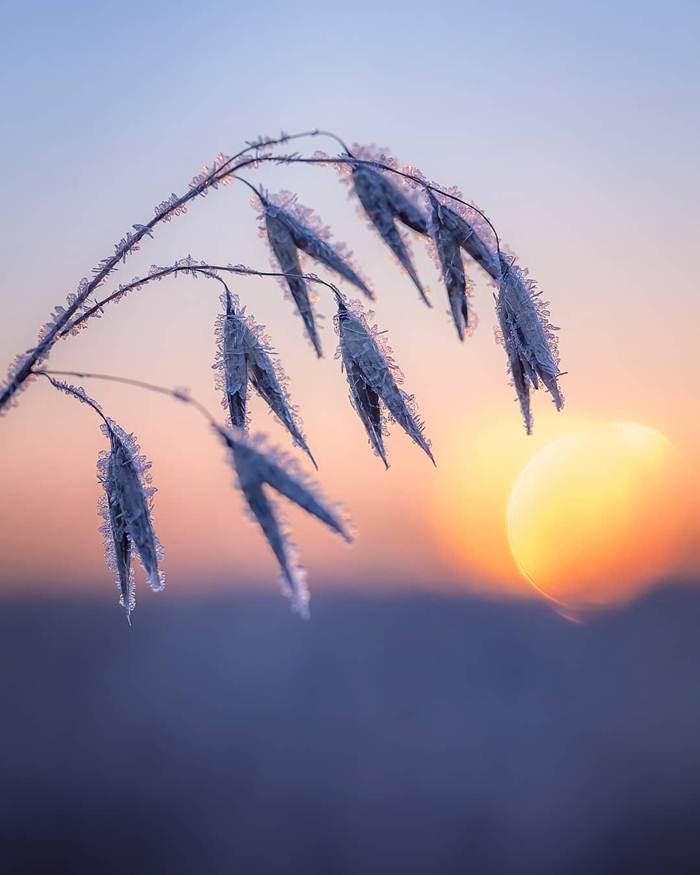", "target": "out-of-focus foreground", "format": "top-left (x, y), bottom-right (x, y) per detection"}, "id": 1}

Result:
top-left (2, 585), bottom-right (700, 874)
